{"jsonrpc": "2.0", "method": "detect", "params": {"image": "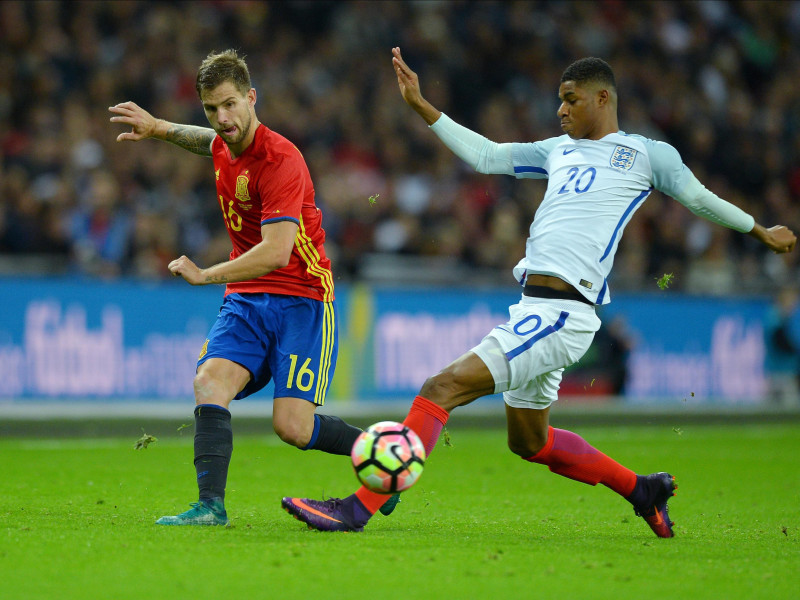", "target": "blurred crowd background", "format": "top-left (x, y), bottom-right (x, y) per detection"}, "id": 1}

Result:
top-left (1, 0), bottom-right (799, 293)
